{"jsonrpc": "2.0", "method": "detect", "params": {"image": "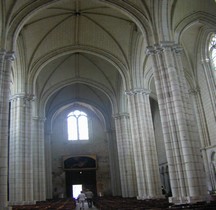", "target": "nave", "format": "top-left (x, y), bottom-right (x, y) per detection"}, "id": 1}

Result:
top-left (11, 197), bottom-right (216, 210)
top-left (1, 1), bottom-right (216, 209)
